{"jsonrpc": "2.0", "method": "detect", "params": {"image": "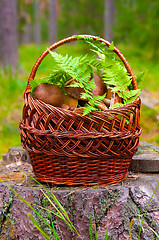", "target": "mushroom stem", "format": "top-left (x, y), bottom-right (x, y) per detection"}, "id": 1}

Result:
top-left (97, 102), bottom-right (108, 111)
top-left (102, 98), bottom-right (111, 106)
top-left (110, 92), bottom-right (116, 107)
